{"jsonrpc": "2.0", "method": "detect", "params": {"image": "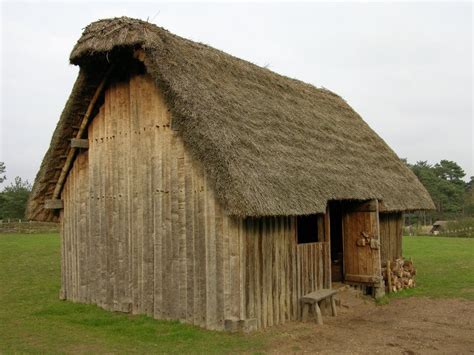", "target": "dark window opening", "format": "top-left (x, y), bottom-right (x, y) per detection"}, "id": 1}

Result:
top-left (297, 214), bottom-right (319, 244)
